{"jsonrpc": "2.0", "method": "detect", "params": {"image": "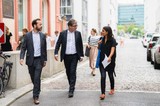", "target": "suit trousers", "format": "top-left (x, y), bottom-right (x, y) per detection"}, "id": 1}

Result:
top-left (64, 54), bottom-right (78, 93)
top-left (28, 57), bottom-right (43, 98)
